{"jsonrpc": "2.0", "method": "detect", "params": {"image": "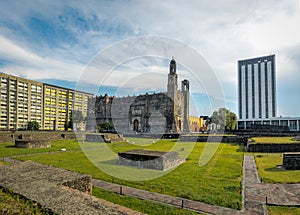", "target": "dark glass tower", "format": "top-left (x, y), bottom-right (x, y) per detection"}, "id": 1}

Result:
top-left (238, 54), bottom-right (276, 119)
